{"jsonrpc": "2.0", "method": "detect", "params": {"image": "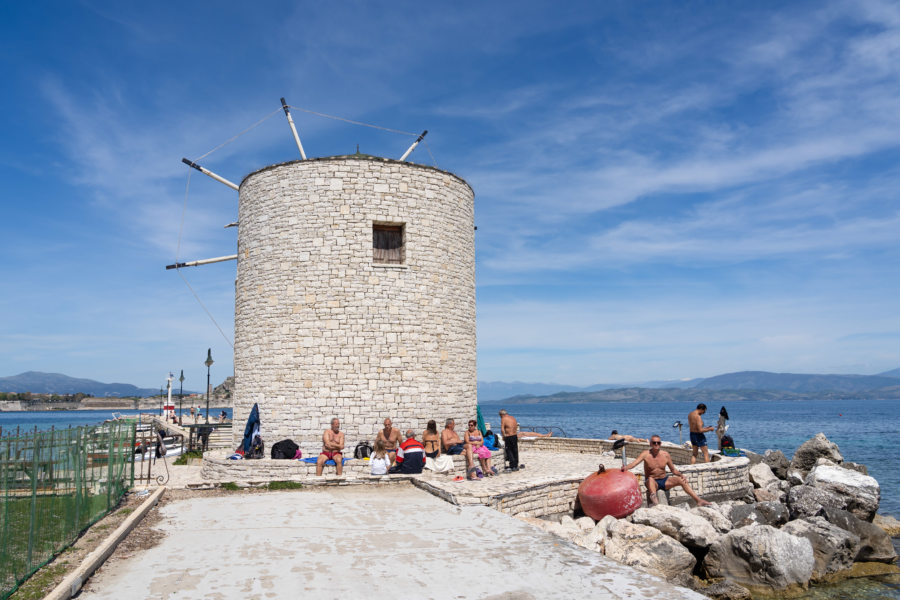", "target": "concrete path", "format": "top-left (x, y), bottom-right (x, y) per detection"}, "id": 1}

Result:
top-left (81, 485), bottom-right (703, 599)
